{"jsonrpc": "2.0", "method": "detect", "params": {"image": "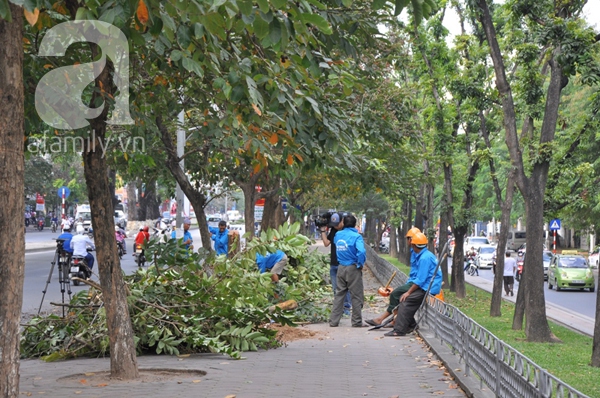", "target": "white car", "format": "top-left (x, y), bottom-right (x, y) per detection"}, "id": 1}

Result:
top-left (464, 236), bottom-right (491, 256)
top-left (477, 245), bottom-right (496, 269)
